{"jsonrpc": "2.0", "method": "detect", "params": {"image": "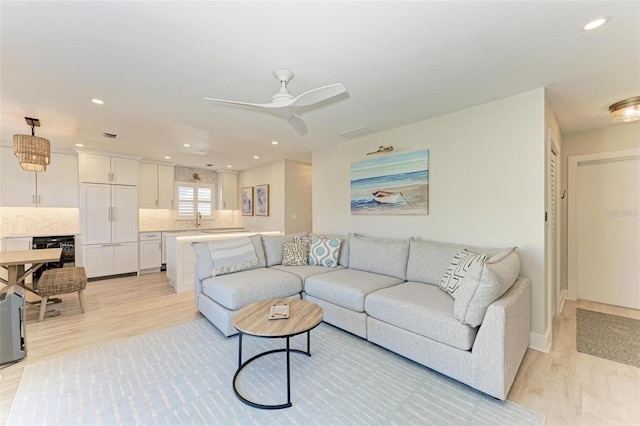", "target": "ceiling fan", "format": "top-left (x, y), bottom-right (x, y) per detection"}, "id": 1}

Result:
top-left (205, 68), bottom-right (346, 135)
